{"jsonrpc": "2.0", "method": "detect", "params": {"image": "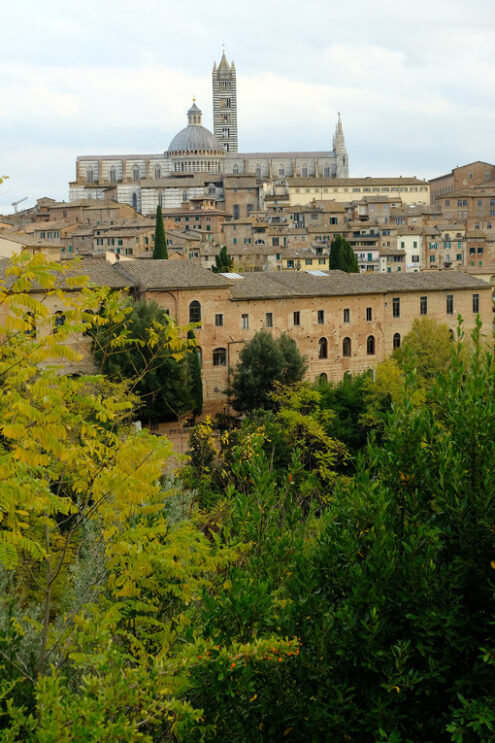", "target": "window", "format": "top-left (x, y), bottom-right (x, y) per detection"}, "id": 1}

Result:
top-left (265, 312), bottom-right (273, 328)
top-left (366, 335), bottom-right (375, 355)
top-left (53, 311), bottom-right (66, 334)
top-left (293, 311), bottom-right (300, 326)
top-left (189, 300), bottom-right (201, 323)
top-left (318, 337), bottom-right (328, 359)
top-left (213, 347), bottom-right (226, 366)
top-left (342, 337), bottom-right (351, 357)
top-left (446, 294), bottom-right (454, 315)
top-left (86, 168), bottom-right (94, 183)
top-left (420, 296), bottom-right (427, 315)
top-left (472, 293), bottom-right (480, 313)
top-left (132, 166), bottom-right (140, 181)
top-left (366, 307), bottom-right (372, 322)
top-left (241, 314), bottom-right (249, 329)
top-left (24, 311), bottom-right (36, 338)
top-left (392, 297), bottom-right (400, 318)
top-left (412, 255), bottom-right (420, 263)
top-left (109, 166), bottom-right (116, 183)
top-left (317, 309), bottom-right (324, 324)
top-left (343, 308), bottom-right (350, 323)
top-left (215, 313), bottom-right (223, 327)
top-left (393, 332), bottom-right (401, 349)
top-left (233, 204), bottom-right (240, 219)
